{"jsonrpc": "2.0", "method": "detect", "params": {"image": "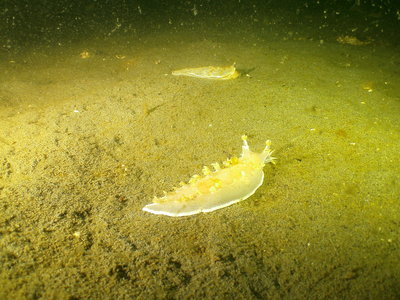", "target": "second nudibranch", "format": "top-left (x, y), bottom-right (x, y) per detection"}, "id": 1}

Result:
top-left (142, 135), bottom-right (276, 217)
